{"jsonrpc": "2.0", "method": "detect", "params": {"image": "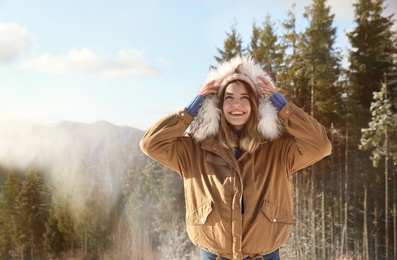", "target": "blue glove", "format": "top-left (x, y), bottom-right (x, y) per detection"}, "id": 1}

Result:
top-left (185, 95), bottom-right (204, 117)
top-left (269, 93), bottom-right (288, 111)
